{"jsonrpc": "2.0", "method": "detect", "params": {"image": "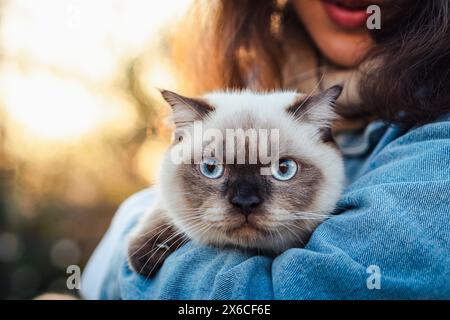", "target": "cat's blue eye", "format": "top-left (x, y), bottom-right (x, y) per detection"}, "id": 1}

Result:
top-left (199, 159), bottom-right (224, 179)
top-left (271, 159), bottom-right (298, 181)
